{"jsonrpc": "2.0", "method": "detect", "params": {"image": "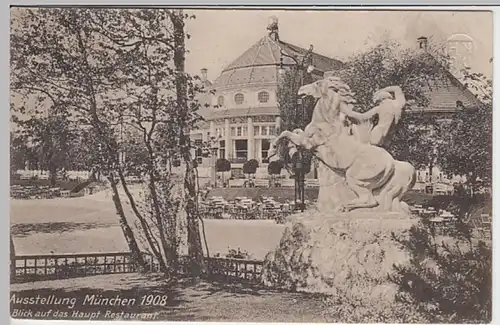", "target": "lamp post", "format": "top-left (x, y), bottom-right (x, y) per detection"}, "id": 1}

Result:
top-left (204, 135), bottom-right (221, 188)
top-left (279, 46), bottom-right (315, 212)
